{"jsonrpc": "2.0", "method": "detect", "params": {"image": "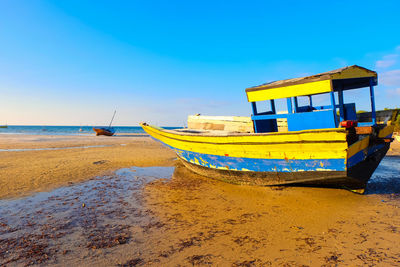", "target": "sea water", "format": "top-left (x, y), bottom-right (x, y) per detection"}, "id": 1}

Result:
top-left (0, 125), bottom-right (179, 135)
